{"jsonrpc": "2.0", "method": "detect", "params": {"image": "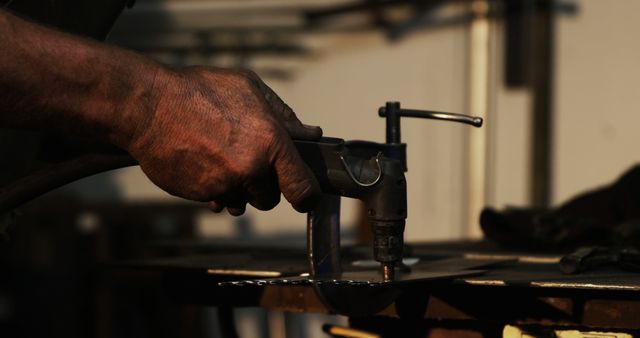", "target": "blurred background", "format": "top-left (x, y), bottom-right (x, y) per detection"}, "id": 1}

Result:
top-left (2, 0), bottom-right (640, 337)
top-left (105, 0), bottom-right (640, 242)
